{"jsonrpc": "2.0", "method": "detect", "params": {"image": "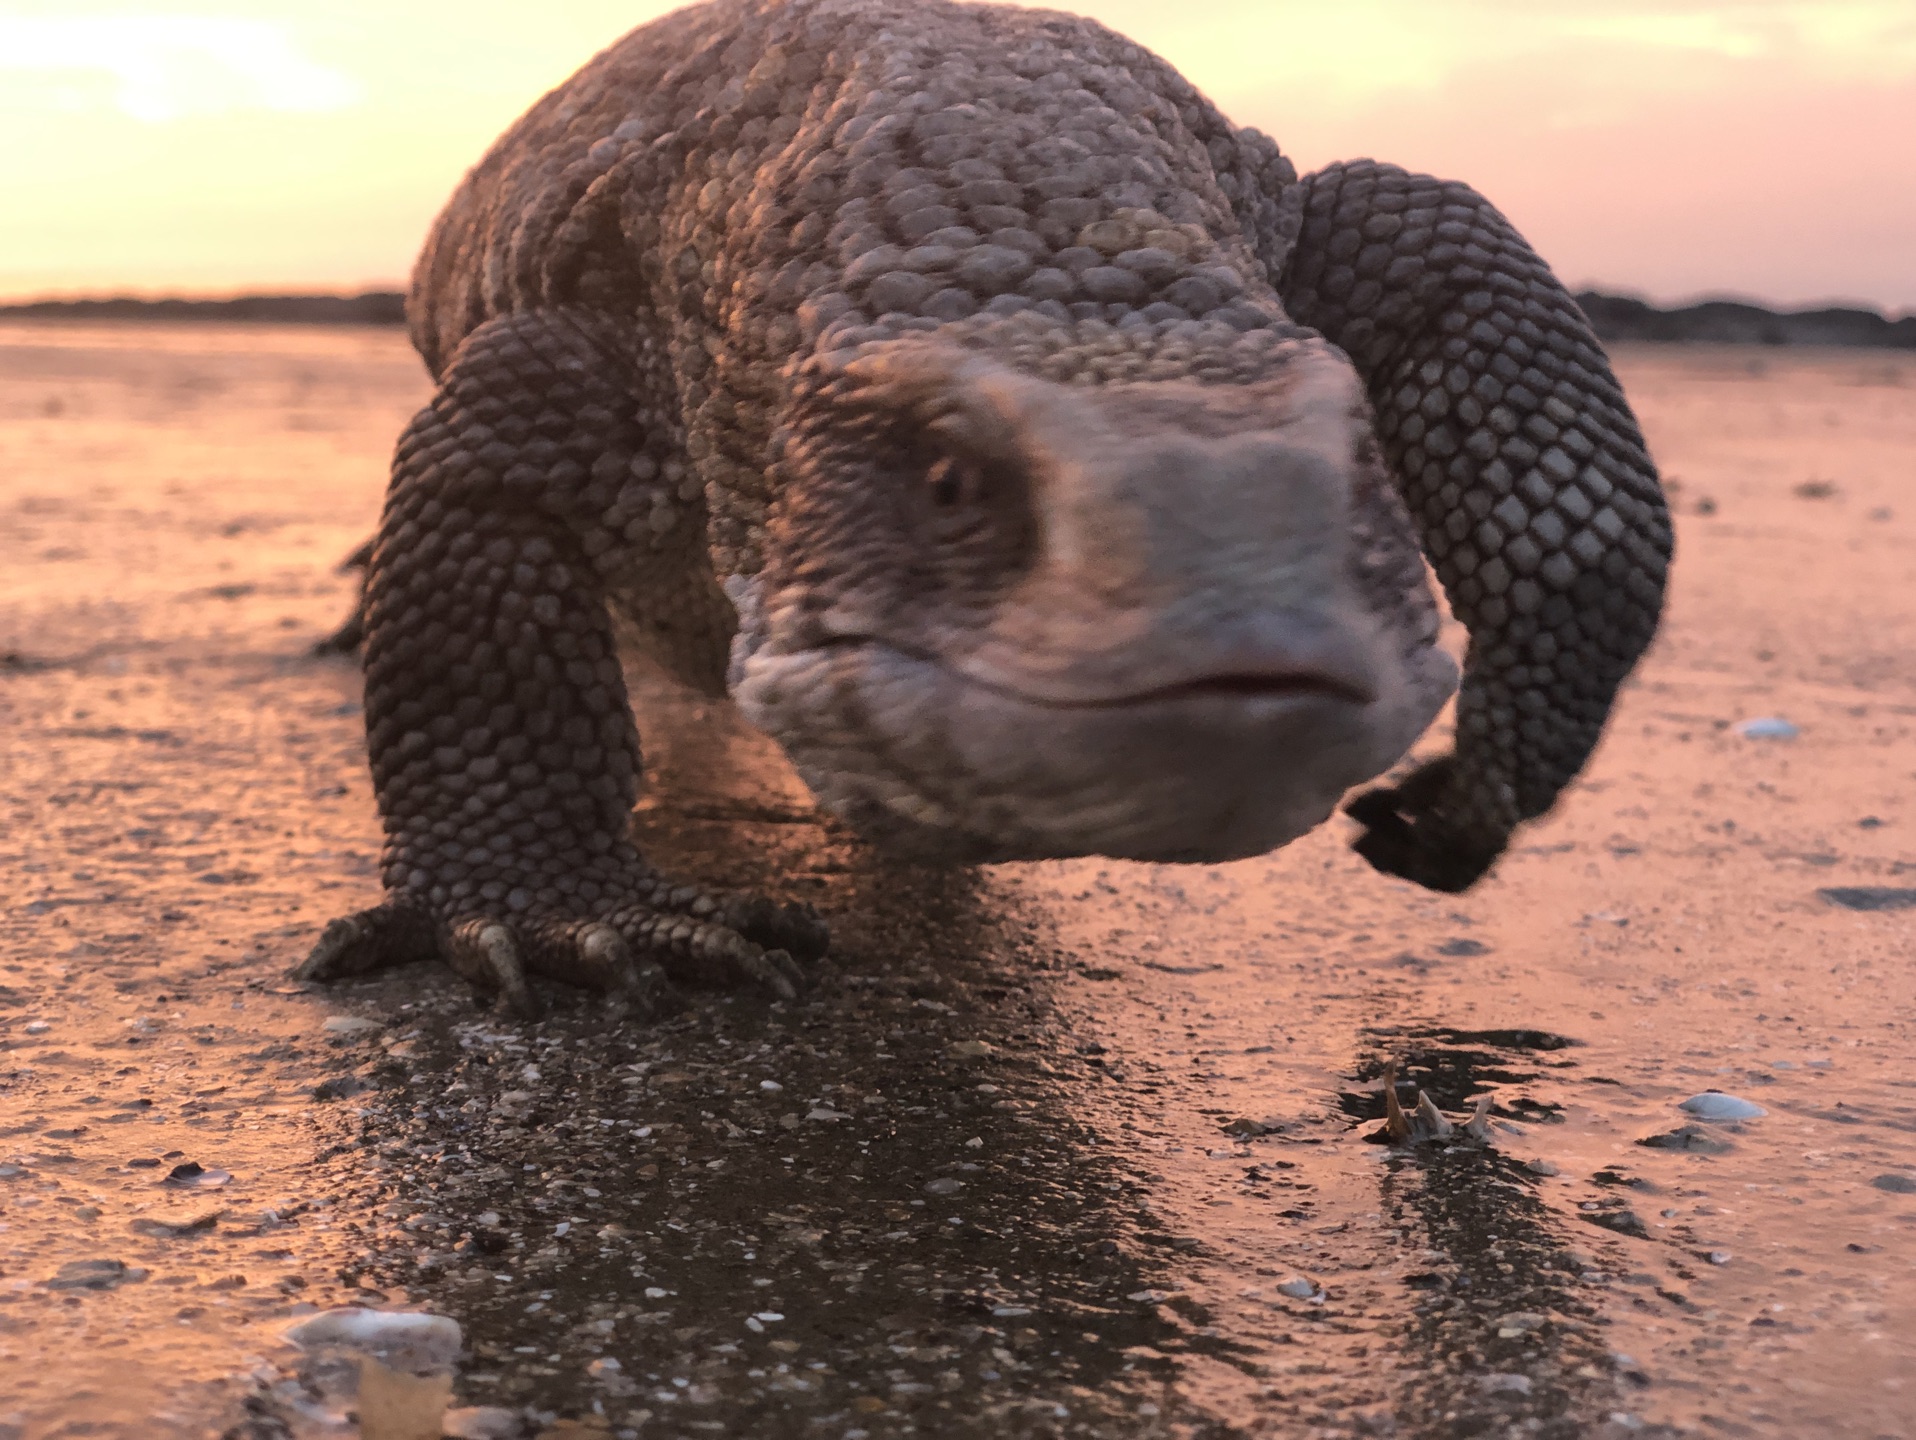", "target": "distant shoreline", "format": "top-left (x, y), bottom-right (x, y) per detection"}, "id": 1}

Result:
top-left (1, 288), bottom-right (1911, 350)
top-left (0, 292), bottom-right (408, 326)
